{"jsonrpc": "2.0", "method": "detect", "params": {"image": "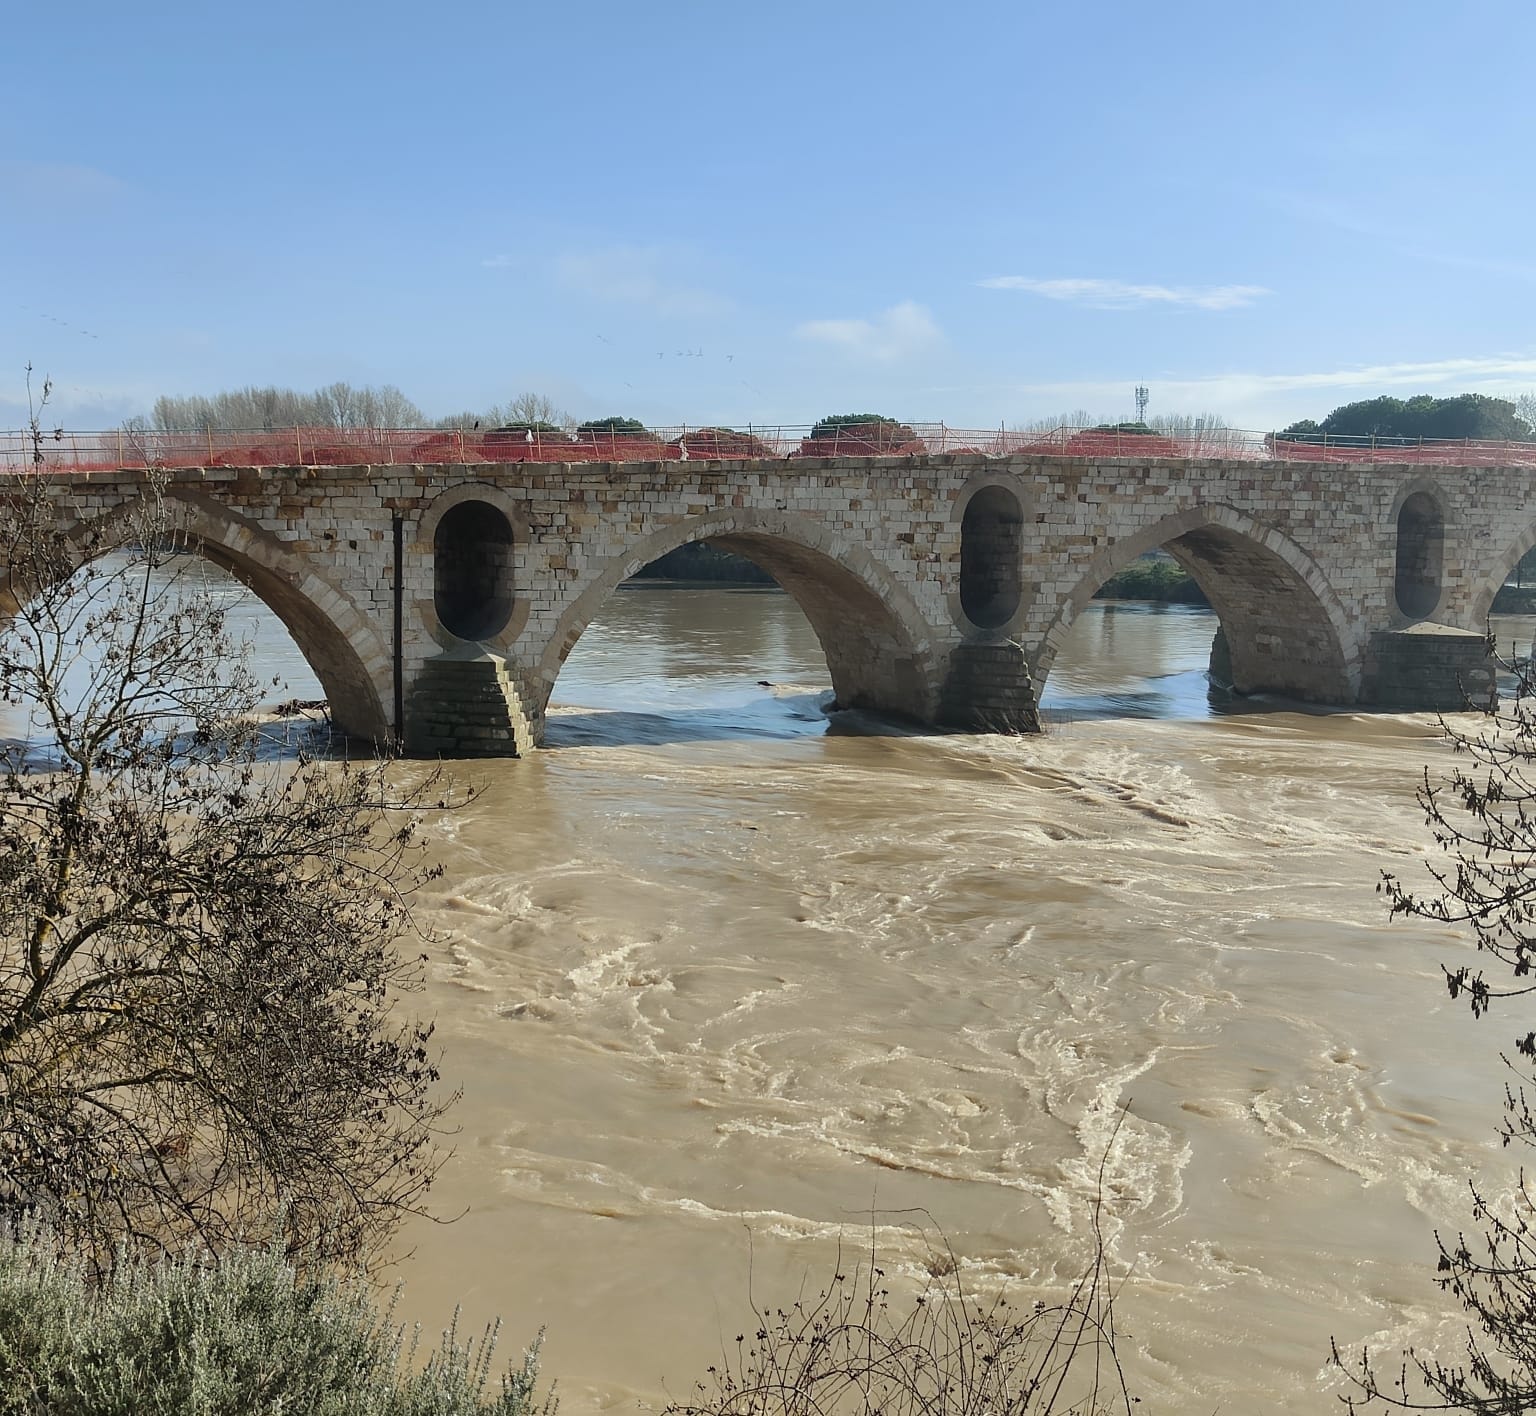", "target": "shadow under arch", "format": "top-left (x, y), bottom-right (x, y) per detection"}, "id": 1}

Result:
top-left (537, 509), bottom-right (939, 724)
top-left (1035, 504), bottom-right (1359, 705)
top-left (4, 493), bottom-right (394, 744)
